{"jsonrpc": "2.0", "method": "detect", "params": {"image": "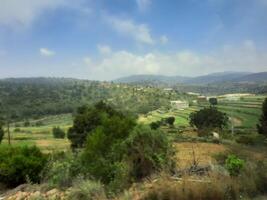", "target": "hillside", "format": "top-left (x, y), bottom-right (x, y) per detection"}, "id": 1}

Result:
top-left (0, 77), bottom-right (191, 120)
top-left (114, 71), bottom-right (267, 85)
